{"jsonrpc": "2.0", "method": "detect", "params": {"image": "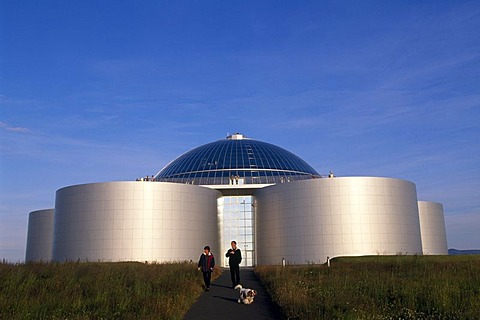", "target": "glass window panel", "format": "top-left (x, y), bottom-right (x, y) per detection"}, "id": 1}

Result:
top-left (156, 137), bottom-right (319, 184)
top-left (219, 195), bottom-right (255, 267)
